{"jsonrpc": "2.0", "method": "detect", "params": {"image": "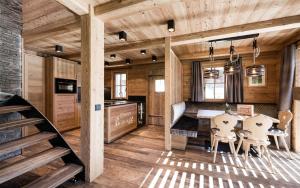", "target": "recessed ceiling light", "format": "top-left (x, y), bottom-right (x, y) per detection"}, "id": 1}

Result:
top-left (55, 45), bottom-right (63, 53)
top-left (110, 54), bottom-right (116, 59)
top-left (105, 61), bottom-right (110, 66)
top-left (167, 20), bottom-right (175, 32)
top-left (140, 49), bottom-right (146, 55)
top-left (125, 58), bottom-right (131, 64)
top-left (119, 31), bottom-right (127, 41)
top-left (152, 55), bottom-right (157, 62)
